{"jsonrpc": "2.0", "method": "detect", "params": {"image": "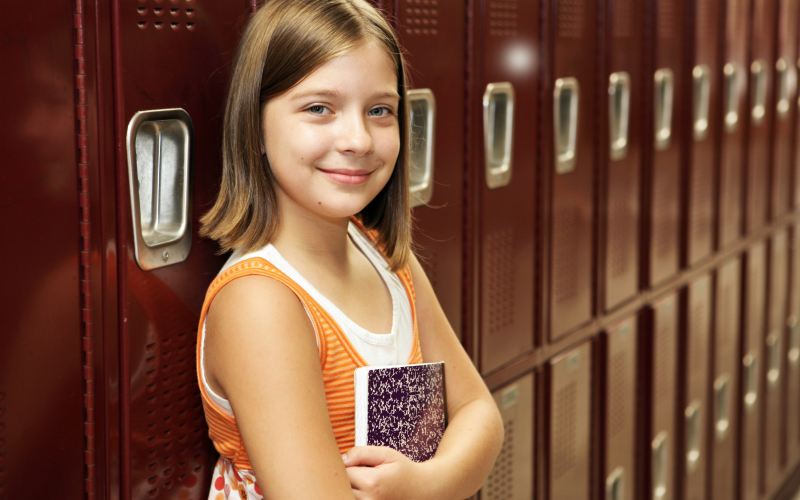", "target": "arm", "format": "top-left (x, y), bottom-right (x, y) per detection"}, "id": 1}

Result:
top-left (205, 275), bottom-right (356, 499)
top-left (344, 254), bottom-right (504, 500)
